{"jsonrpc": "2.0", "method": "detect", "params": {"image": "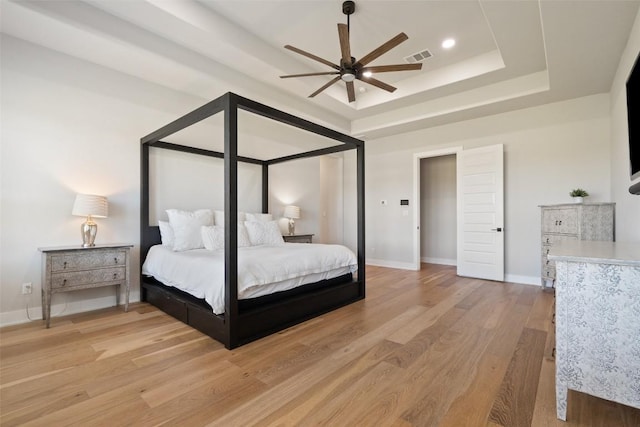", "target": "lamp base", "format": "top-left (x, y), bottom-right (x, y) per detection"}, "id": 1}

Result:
top-left (288, 219), bottom-right (296, 236)
top-left (80, 218), bottom-right (98, 247)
